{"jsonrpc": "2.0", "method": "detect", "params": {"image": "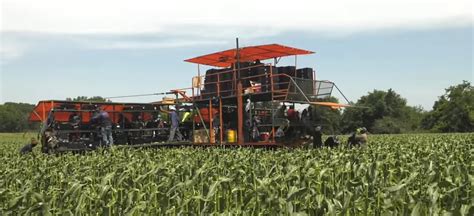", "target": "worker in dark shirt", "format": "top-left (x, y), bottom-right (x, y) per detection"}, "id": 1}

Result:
top-left (324, 136), bottom-right (340, 148)
top-left (313, 126), bottom-right (323, 148)
top-left (301, 107), bottom-right (312, 136)
top-left (69, 112), bottom-right (81, 141)
top-left (20, 138), bottom-right (38, 155)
